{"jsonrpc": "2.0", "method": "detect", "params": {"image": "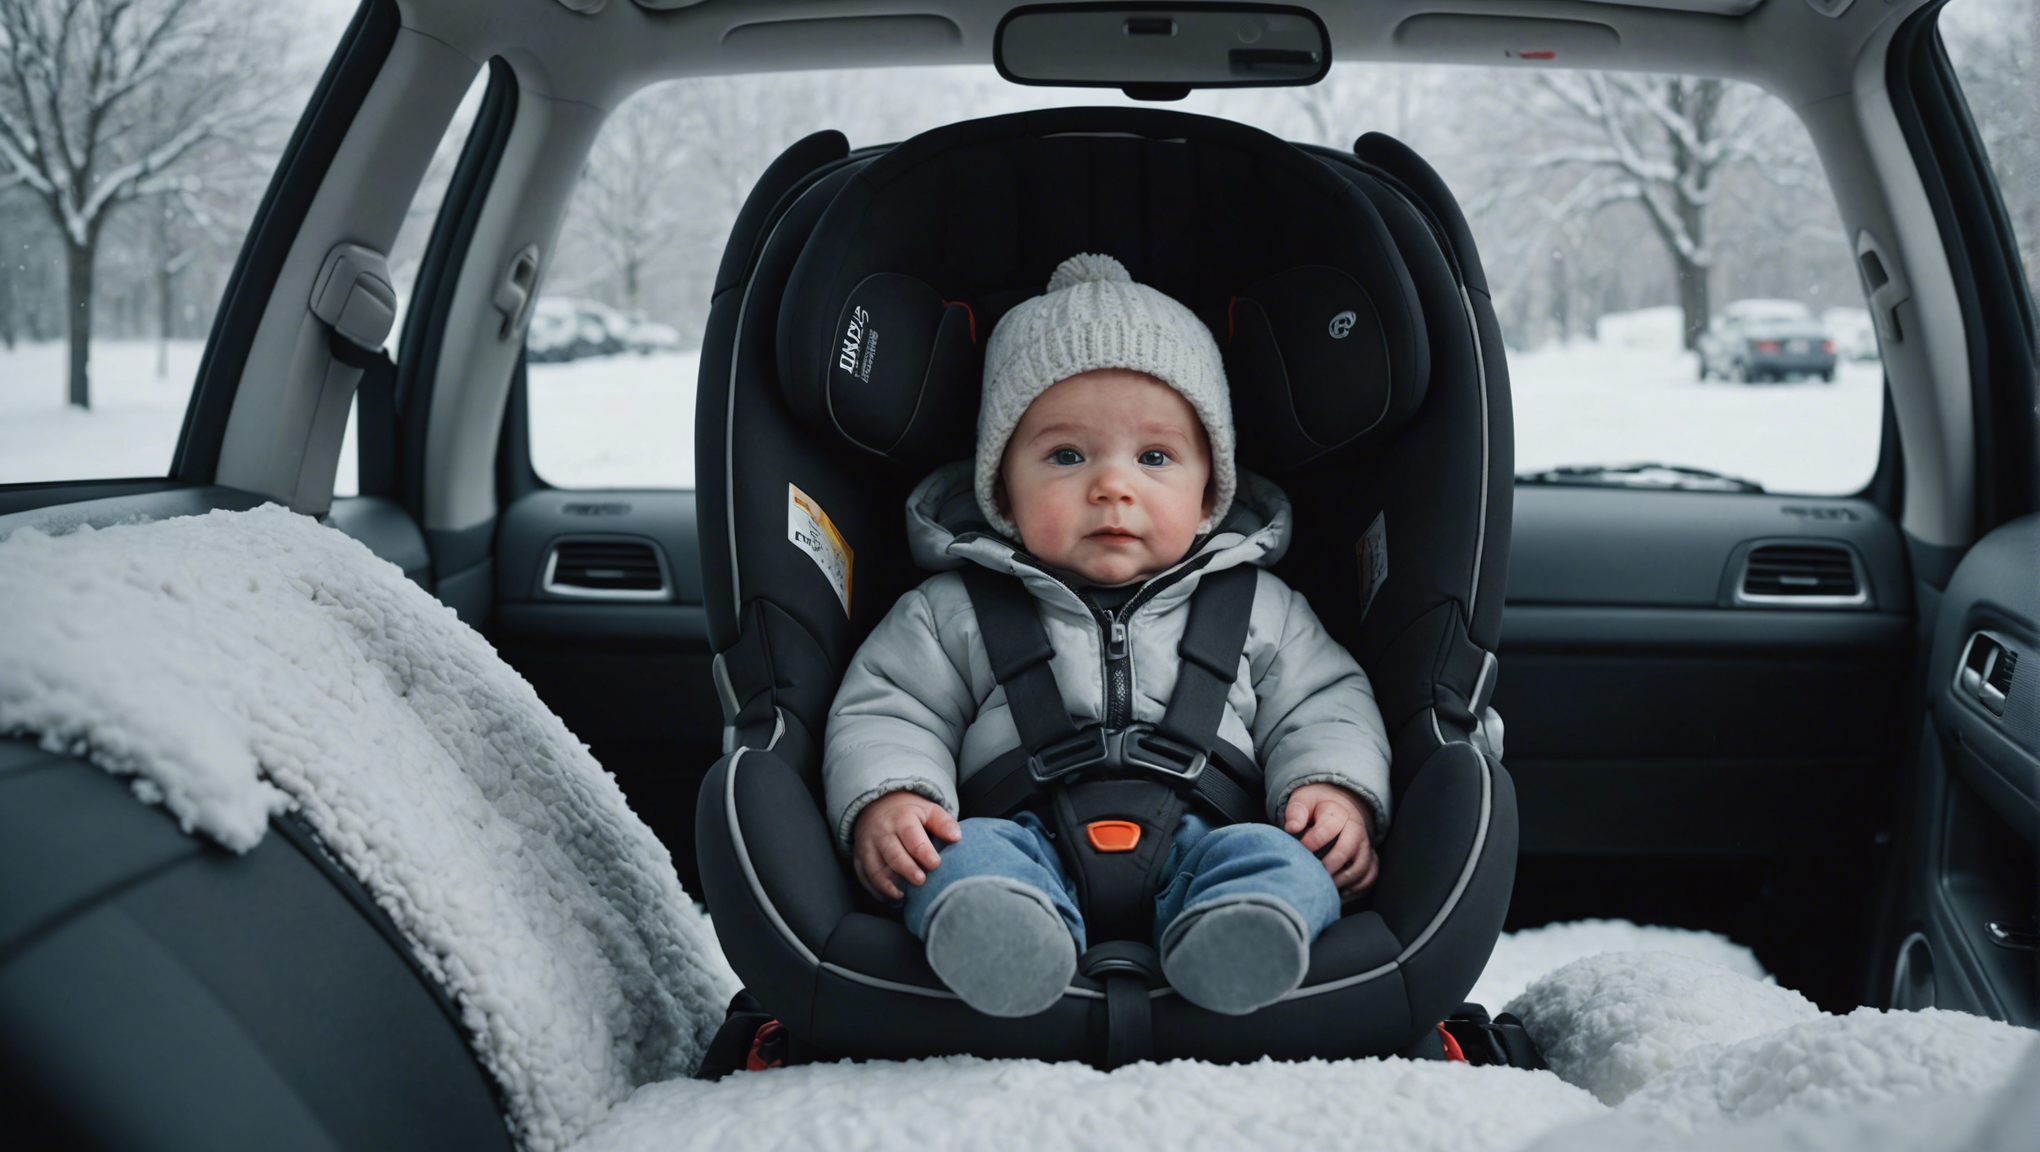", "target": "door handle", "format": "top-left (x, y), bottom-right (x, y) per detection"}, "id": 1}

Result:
top-left (1985, 921), bottom-right (2038, 951)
